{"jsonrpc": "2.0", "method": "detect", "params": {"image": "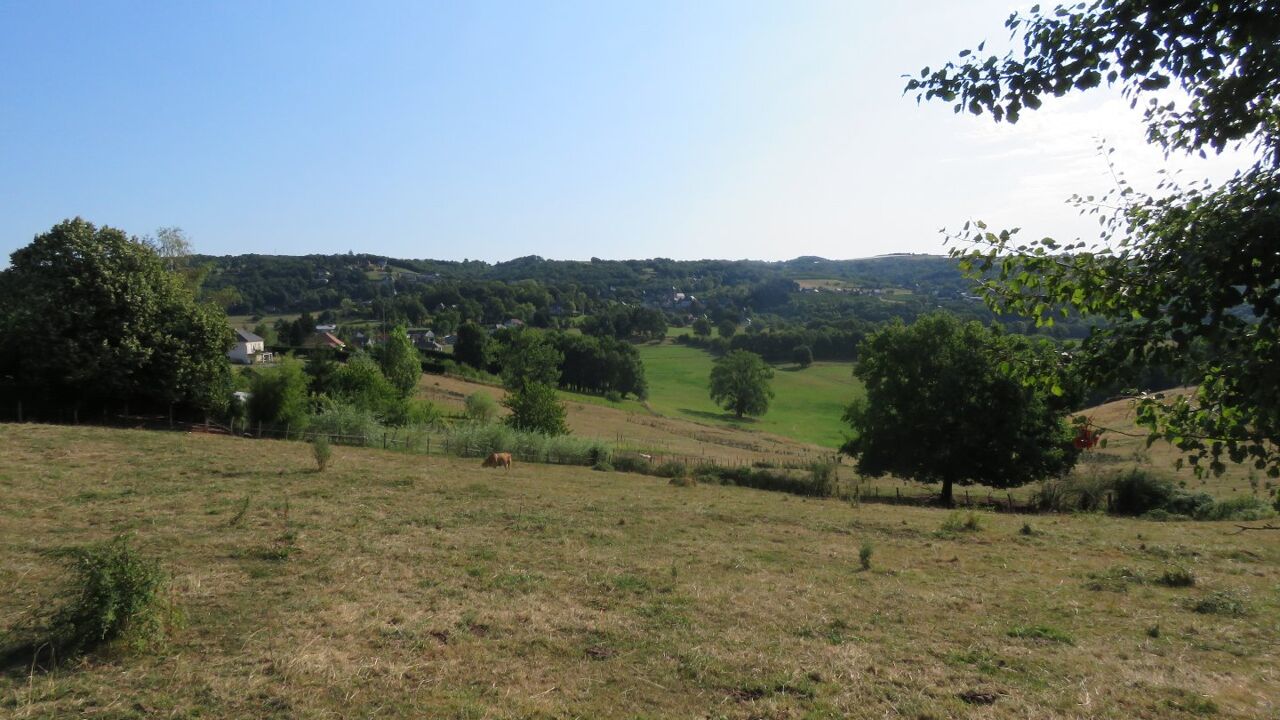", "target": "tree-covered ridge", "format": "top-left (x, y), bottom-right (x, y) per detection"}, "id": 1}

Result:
top-left (196, 252), bottom-right (979, 315)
